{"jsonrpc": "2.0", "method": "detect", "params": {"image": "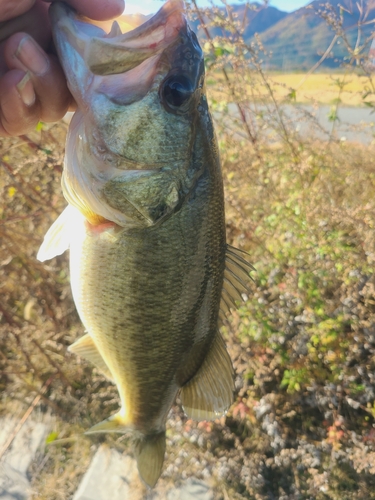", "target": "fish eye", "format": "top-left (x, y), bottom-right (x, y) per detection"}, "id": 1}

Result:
top-left (161, 75), bottom-right (194, 112)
